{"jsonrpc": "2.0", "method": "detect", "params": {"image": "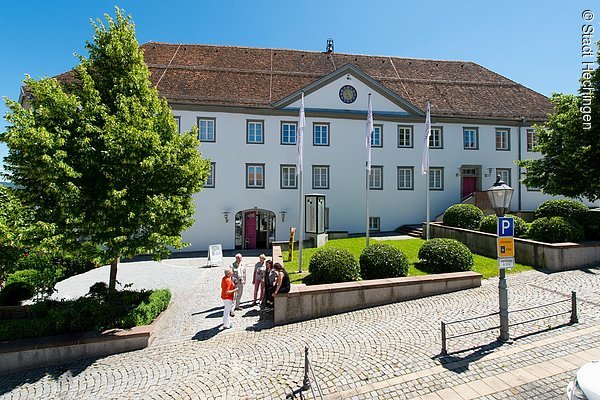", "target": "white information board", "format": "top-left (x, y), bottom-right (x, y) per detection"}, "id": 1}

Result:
top-left (207, 244), bottom-right (223, 267)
